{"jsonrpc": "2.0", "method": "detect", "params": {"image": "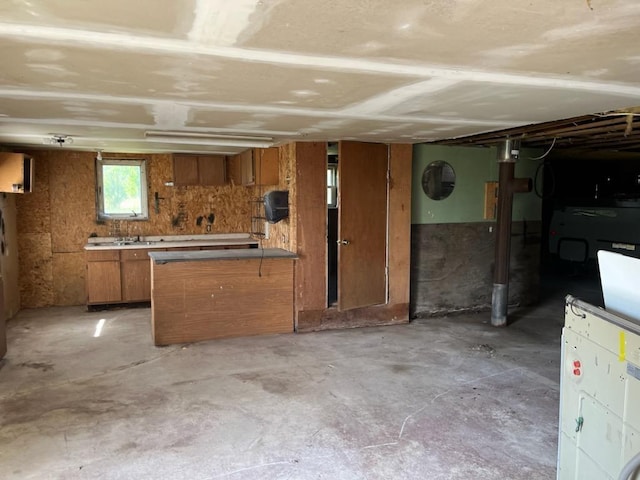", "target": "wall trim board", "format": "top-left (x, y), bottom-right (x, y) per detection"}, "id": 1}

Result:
top-left (296, 302), bottom-right (409, 333)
